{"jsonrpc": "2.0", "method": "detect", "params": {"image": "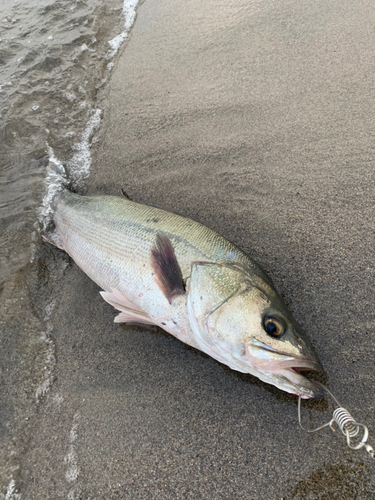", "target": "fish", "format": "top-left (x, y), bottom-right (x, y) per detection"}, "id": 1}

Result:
top-left (49, 188), bottom-right (323, 399)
